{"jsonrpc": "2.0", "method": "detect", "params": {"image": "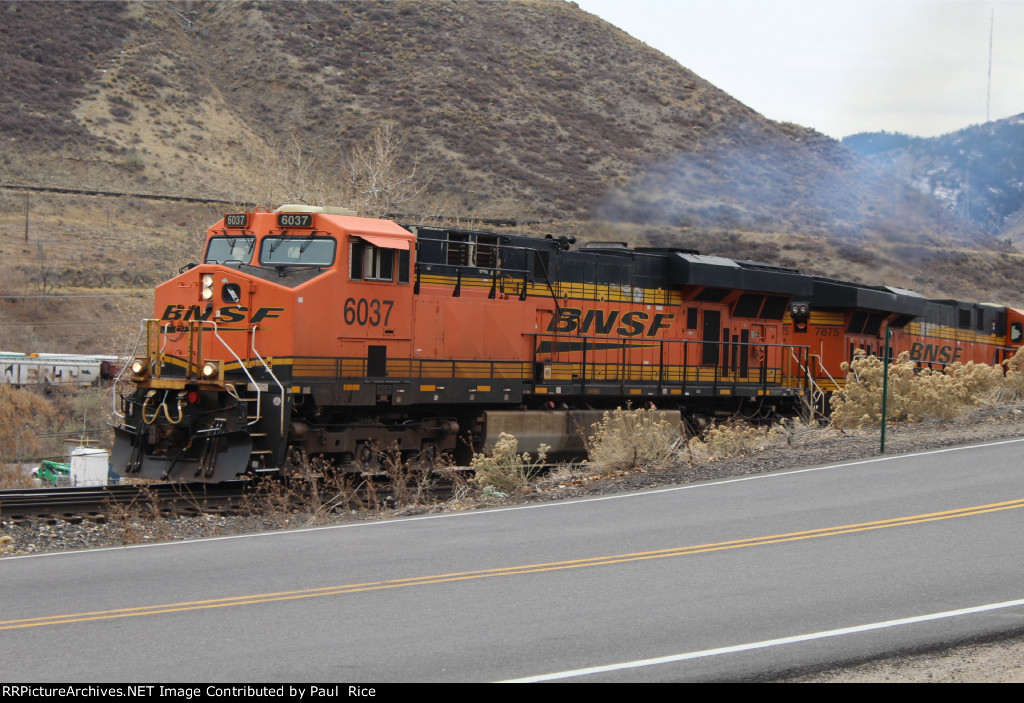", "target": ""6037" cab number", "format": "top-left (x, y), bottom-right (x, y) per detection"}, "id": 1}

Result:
top-left (344, 298), bottom-right (394, 327)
